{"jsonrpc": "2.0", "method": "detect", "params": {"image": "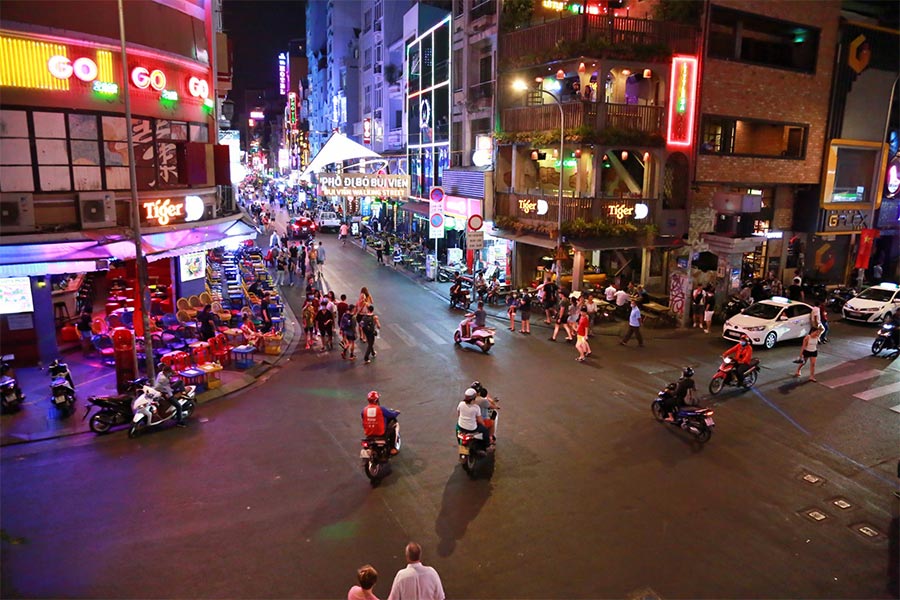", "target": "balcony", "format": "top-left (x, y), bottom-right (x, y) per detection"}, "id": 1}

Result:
top-left (500, 15), bottom-right (698, 69)
top-left (468, 81), bottom-right (494, 108)
top-left (470, 0), bottom-right (496, 22)
top-left (495, 191), bottom-right (656, 229)
top-left (501, 101), bottom-right (664, 140)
